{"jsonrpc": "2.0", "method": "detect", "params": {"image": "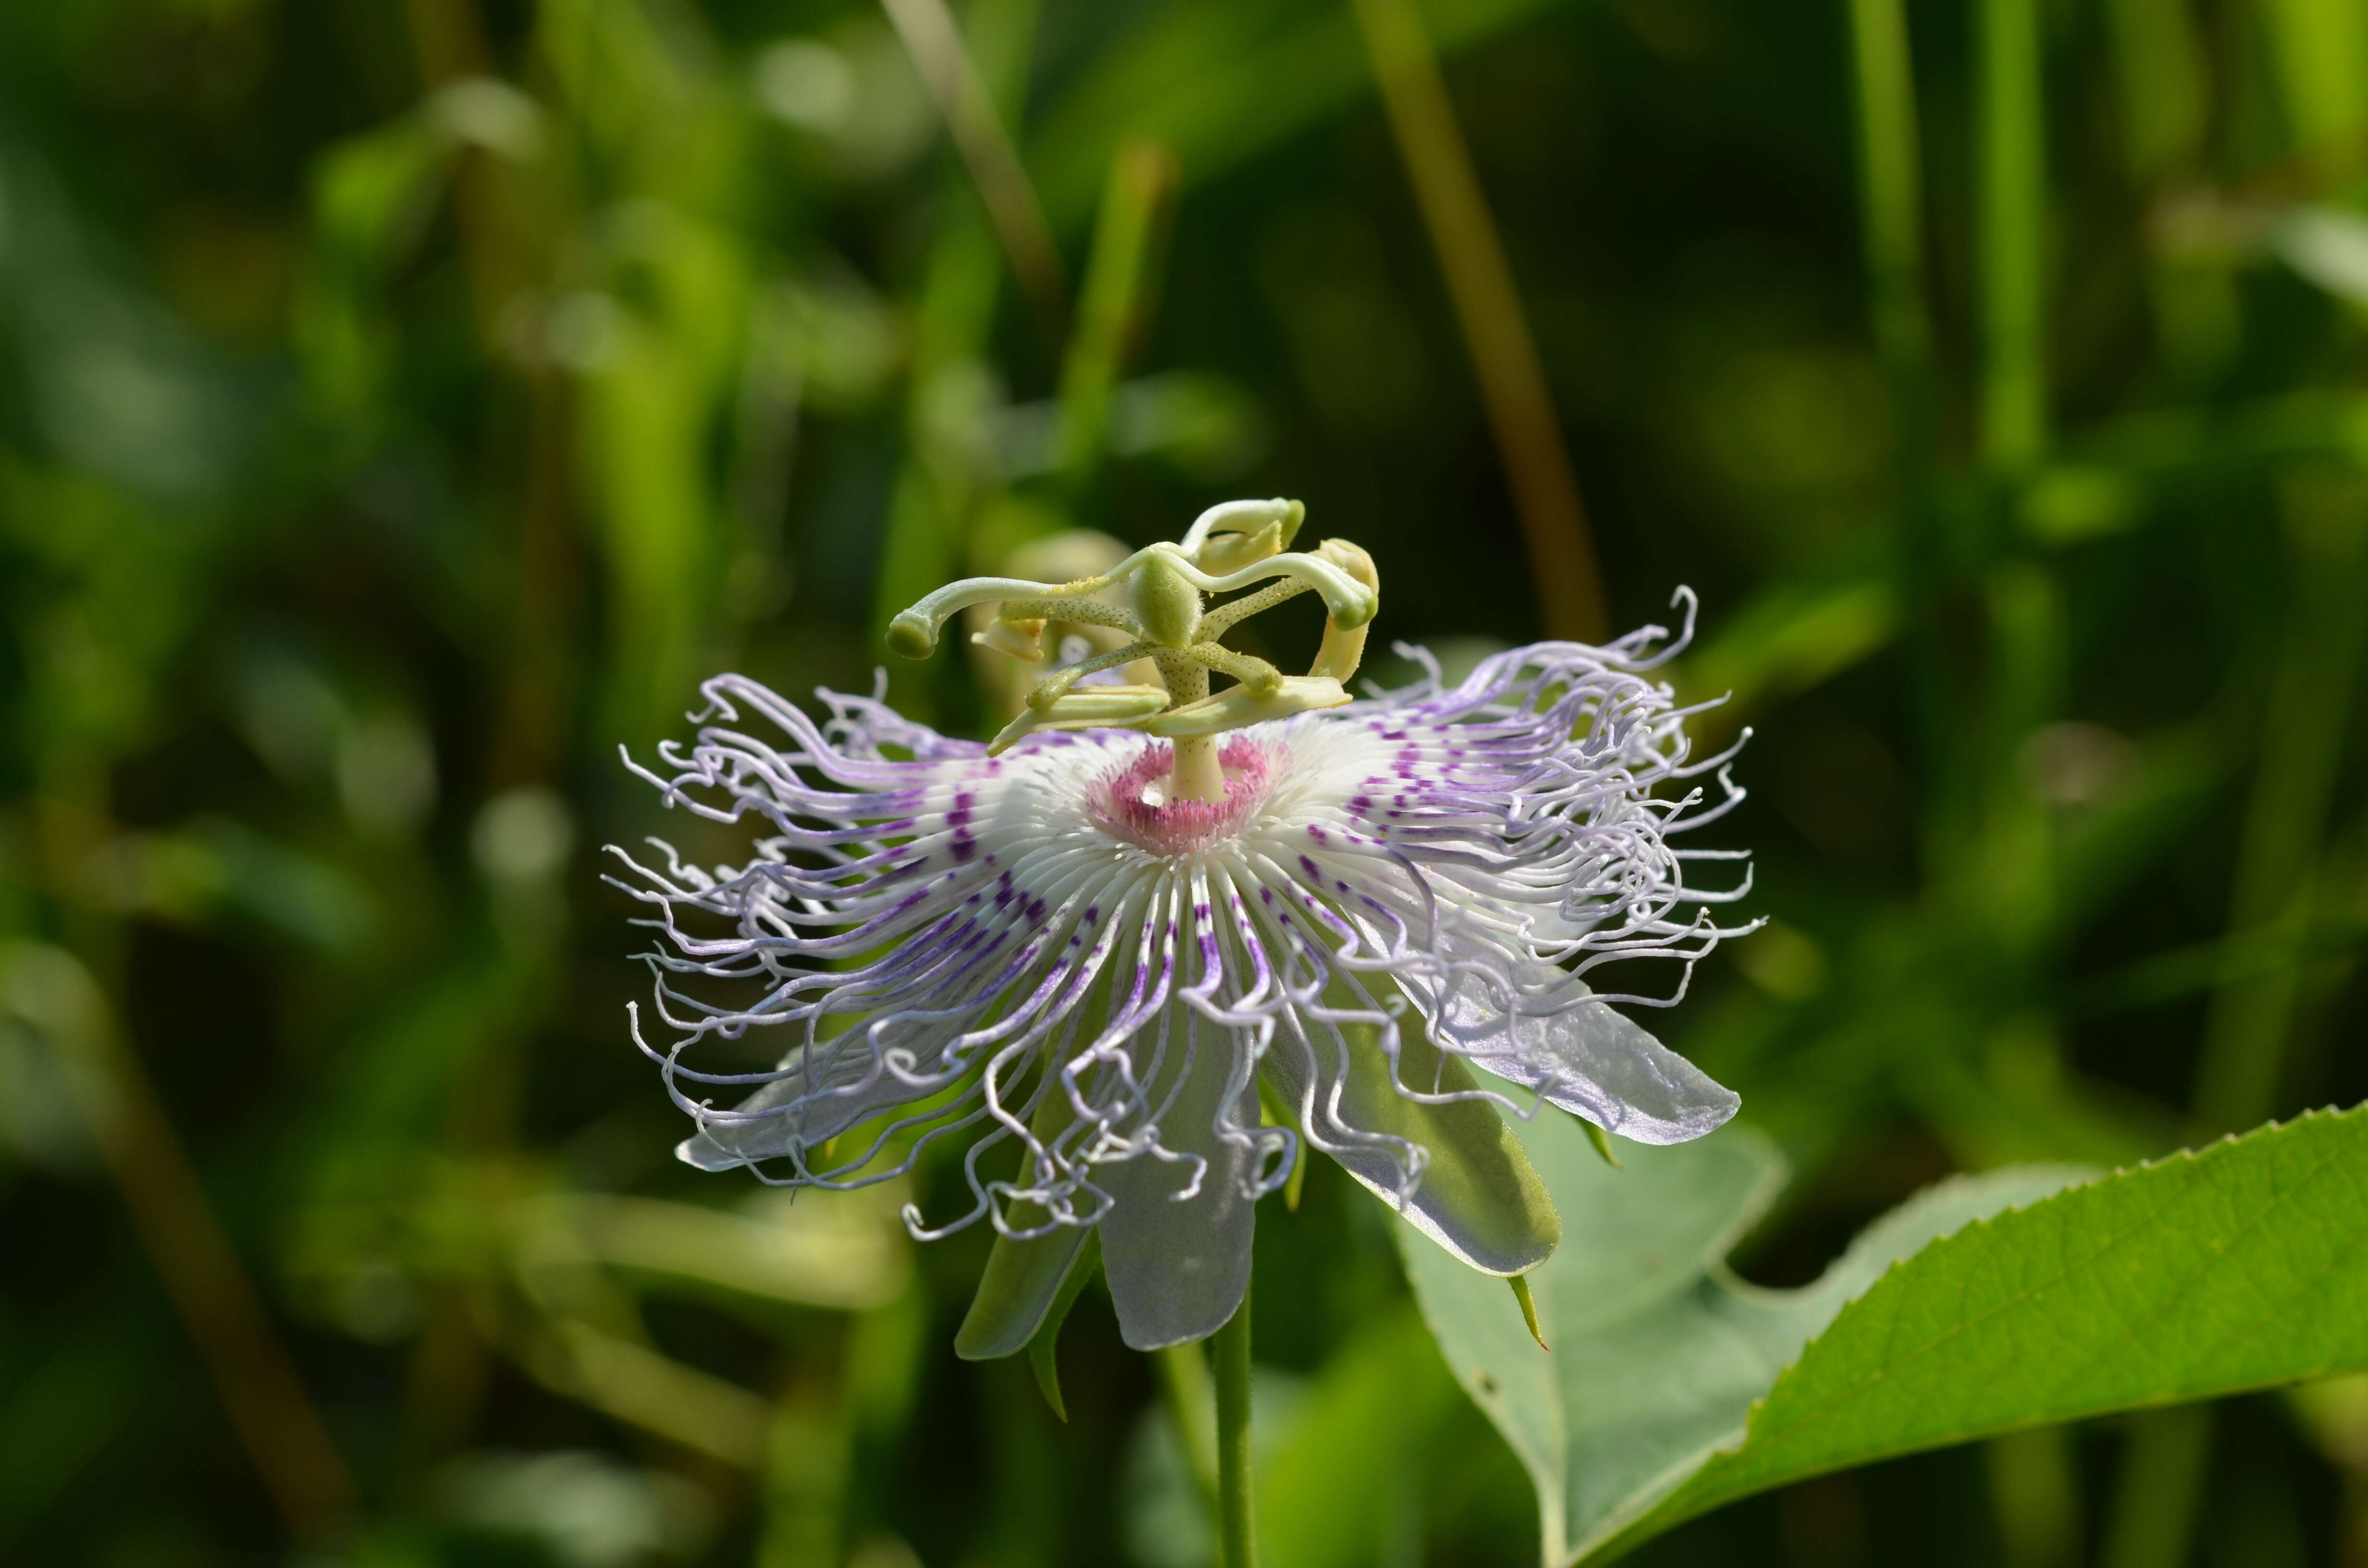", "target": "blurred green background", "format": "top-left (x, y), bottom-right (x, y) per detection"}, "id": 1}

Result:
top-left (4, 0), bottom-right (2368, 1563)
